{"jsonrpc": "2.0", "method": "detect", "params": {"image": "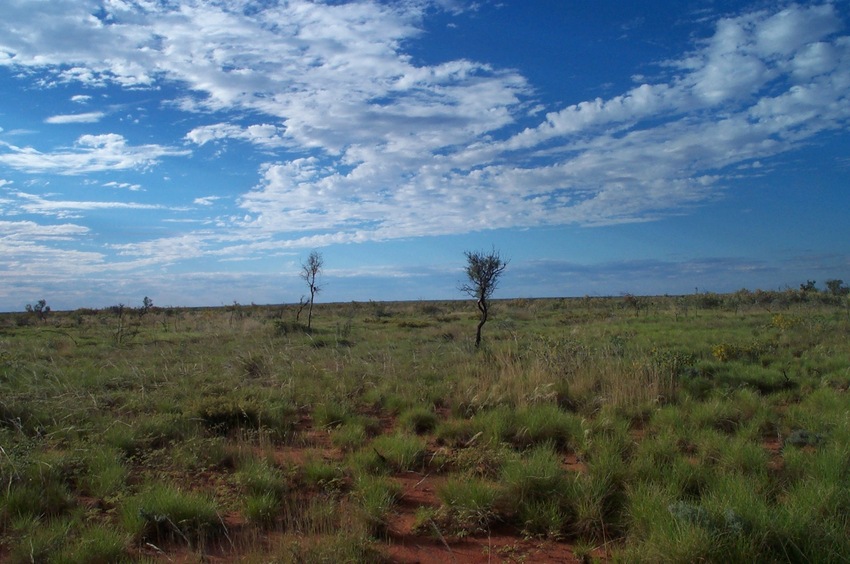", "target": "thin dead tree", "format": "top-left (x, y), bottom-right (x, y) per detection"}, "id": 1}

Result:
top-left (300, 250), bottom-right (324, 330)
